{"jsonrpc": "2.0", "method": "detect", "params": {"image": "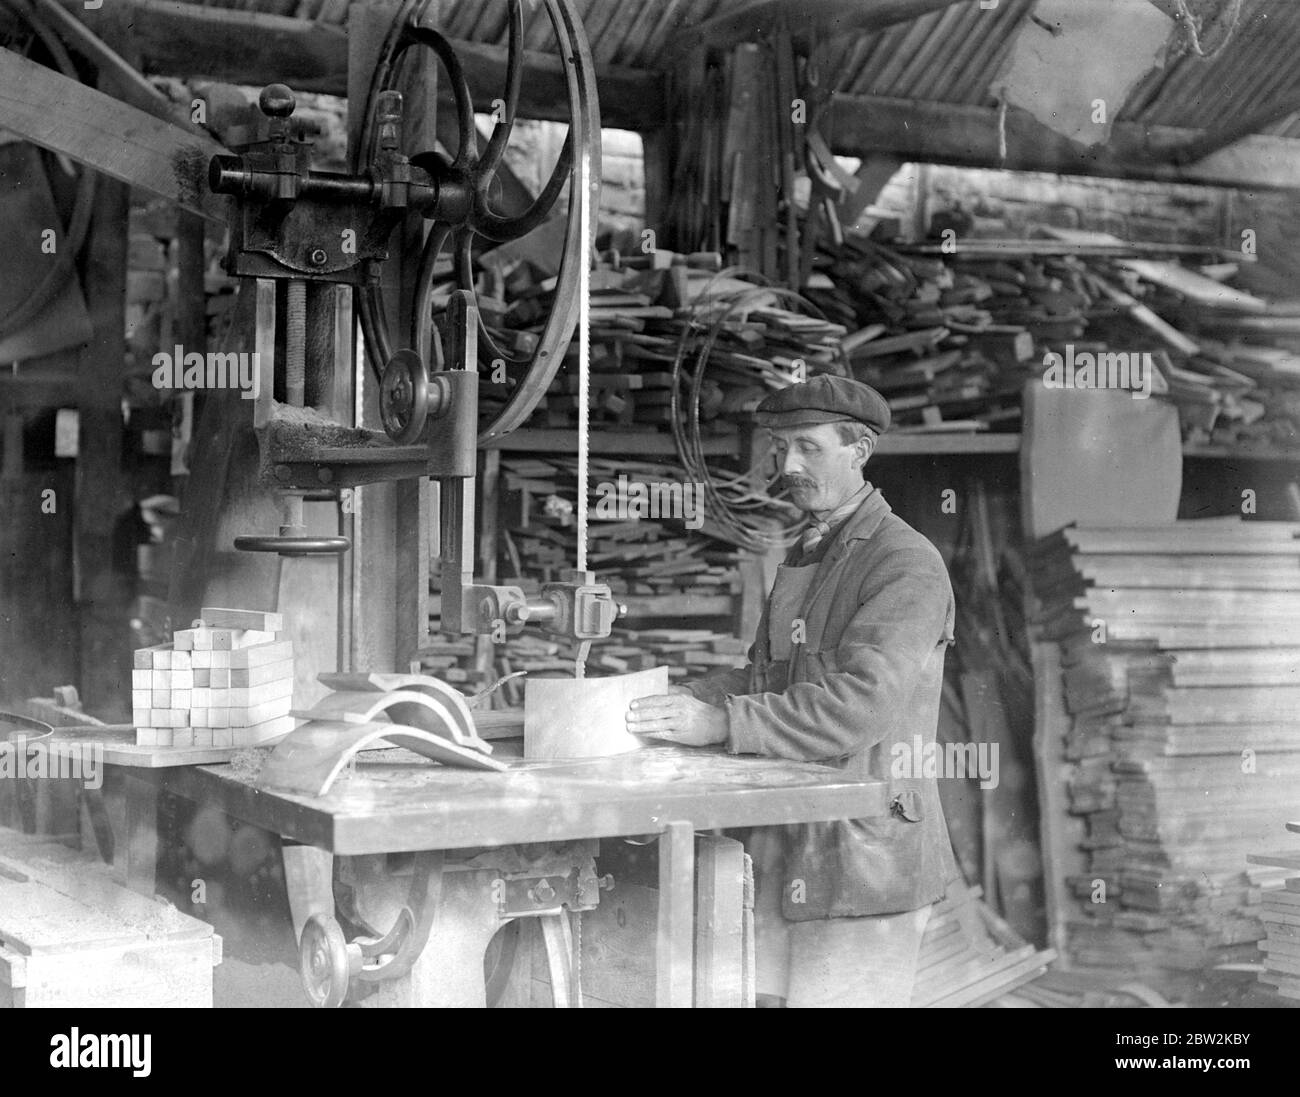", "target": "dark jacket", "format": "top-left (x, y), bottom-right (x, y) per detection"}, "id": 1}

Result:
top-left (684, 486), bottom-right (959, 920)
